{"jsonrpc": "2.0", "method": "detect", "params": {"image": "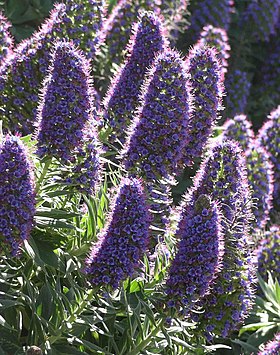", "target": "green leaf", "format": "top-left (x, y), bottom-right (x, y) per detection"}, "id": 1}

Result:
top-left (239, 322), bottom-right (276, 336)
top-left (232, 340), bottom-right (259, 353)
top-left (36, 208), bottom-right (80, 219)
